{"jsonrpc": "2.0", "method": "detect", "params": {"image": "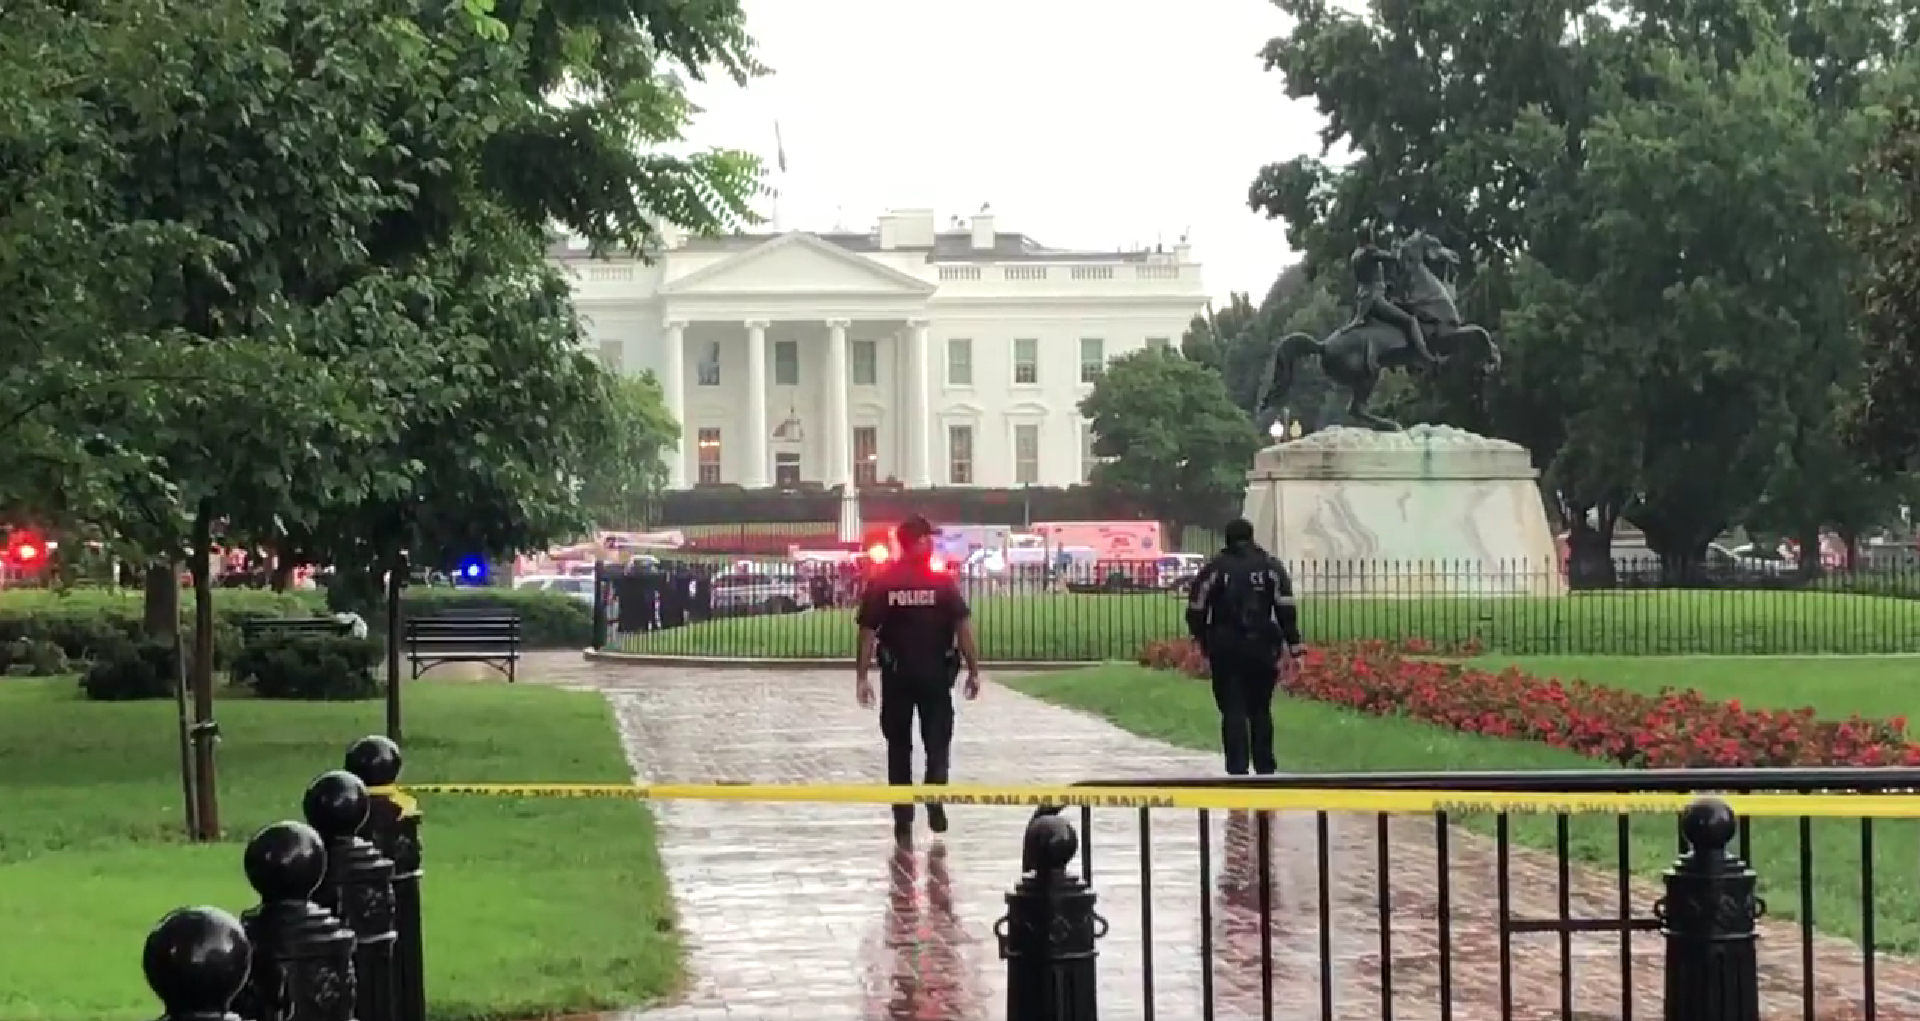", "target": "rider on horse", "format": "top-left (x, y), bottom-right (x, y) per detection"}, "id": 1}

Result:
top-left (1348, 222), bottom-right (1440, 368)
